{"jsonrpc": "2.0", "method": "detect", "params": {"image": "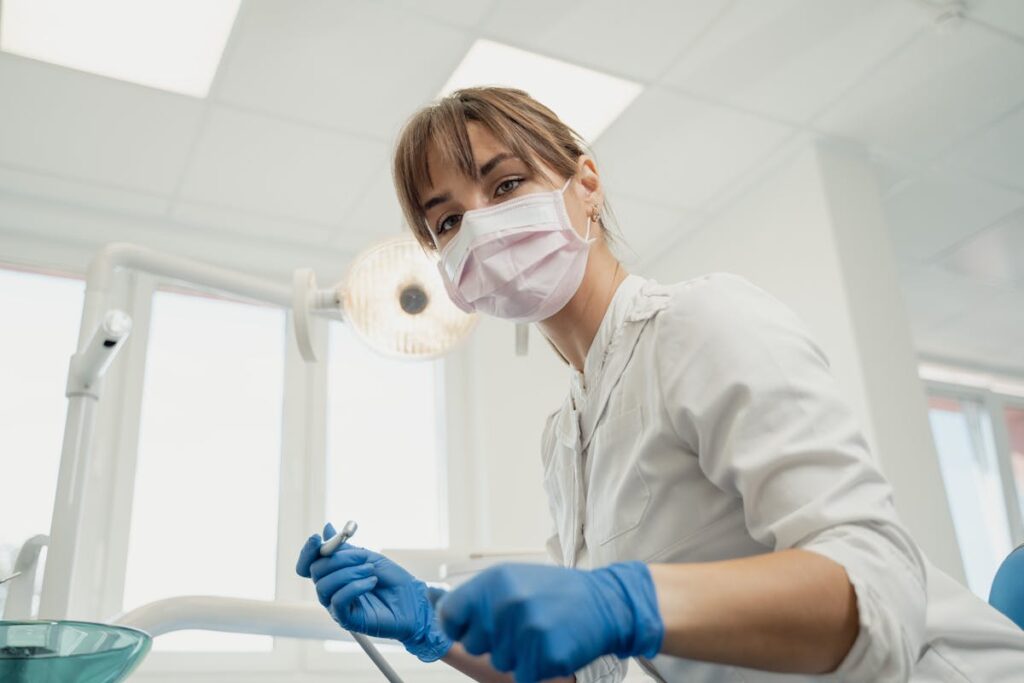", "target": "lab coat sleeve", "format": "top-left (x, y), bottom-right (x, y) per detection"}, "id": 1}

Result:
top-left (654, 273), bottom-right (927, 682)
